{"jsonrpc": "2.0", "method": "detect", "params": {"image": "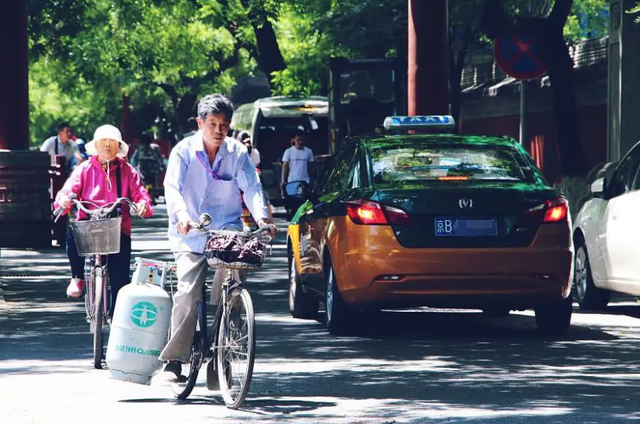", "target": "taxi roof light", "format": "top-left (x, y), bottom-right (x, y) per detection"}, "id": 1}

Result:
top-left (383, 115), bottom-right (456, 130)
